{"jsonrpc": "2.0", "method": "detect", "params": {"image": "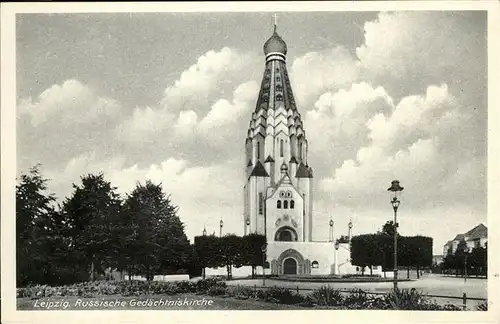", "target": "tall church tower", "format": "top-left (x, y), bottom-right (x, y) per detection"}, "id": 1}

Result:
top-left (243, 21), bottom-right (314, 243)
